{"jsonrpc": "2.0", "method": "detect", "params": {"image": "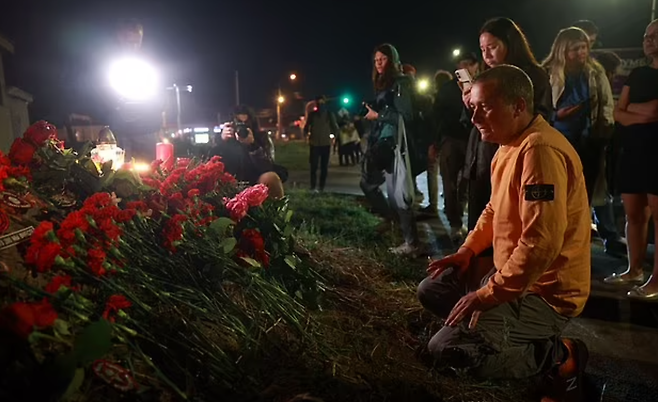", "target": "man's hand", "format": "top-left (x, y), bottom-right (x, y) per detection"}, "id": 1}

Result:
top-left (236, 128), bottom-right (255, 145)
top-left (221, 123), bottom-right (235, 141)
top-left (446, 291), bottom-right (491, 329)
top-left (427, 247), bottom-right (474, 279)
